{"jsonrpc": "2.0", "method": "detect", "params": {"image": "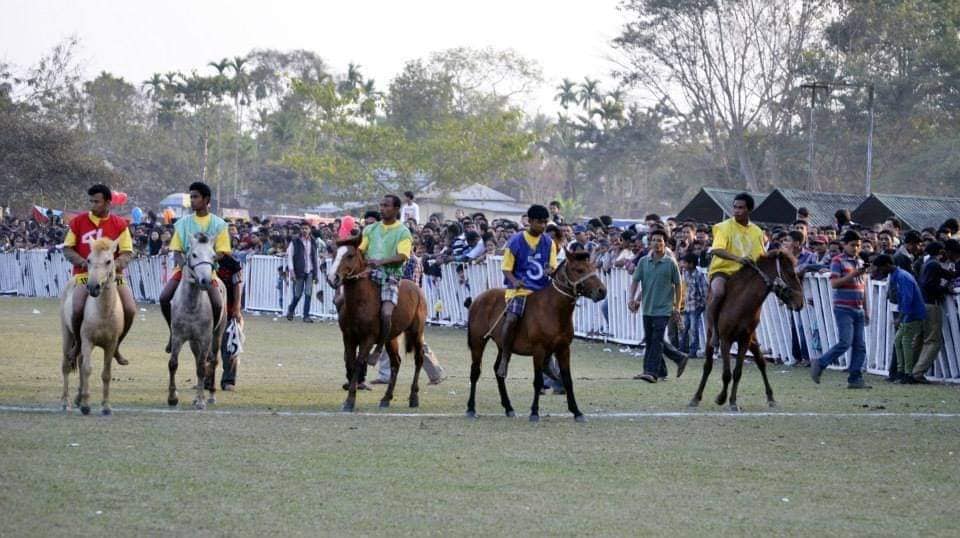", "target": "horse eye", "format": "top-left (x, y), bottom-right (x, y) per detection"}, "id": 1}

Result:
top-left (106, 260), bottom-right (112, 265)
top-left (192, 253), bottom-right (197, 258)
